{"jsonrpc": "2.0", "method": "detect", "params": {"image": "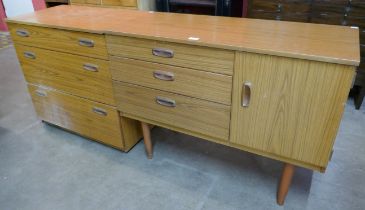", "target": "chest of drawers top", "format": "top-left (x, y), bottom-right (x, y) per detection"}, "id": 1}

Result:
top-left (6, 5), bottom-right (360, 66)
